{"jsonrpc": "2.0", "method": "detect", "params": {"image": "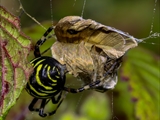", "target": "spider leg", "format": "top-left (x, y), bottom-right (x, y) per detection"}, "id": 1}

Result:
top-left (34, 26), bottom-right (54, 57)
top-left (64, 80), bottom-right (100, 93)
top-left (46, 91), bottom-right (67, 116)
top-left (52, 91), bottom-right (62, 104)
top-left (38, 99), bottom-right (48, 117)
top-left (104, 57), bottom-right (122, 77)
top-left (28, 97), bottom-right (63, 117)
top-left (28, 98), bottom-right (39, 112)
top-left (64, 58), bottom-right (122, 94)
top-left (45, 99), bottom-right (51, 105)
top-left (47, 98), bottom-right (64, 116)
top-left (28, 98), bottom-right (51, 117)
top-left (34, 92), bottom-right (67, 117)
